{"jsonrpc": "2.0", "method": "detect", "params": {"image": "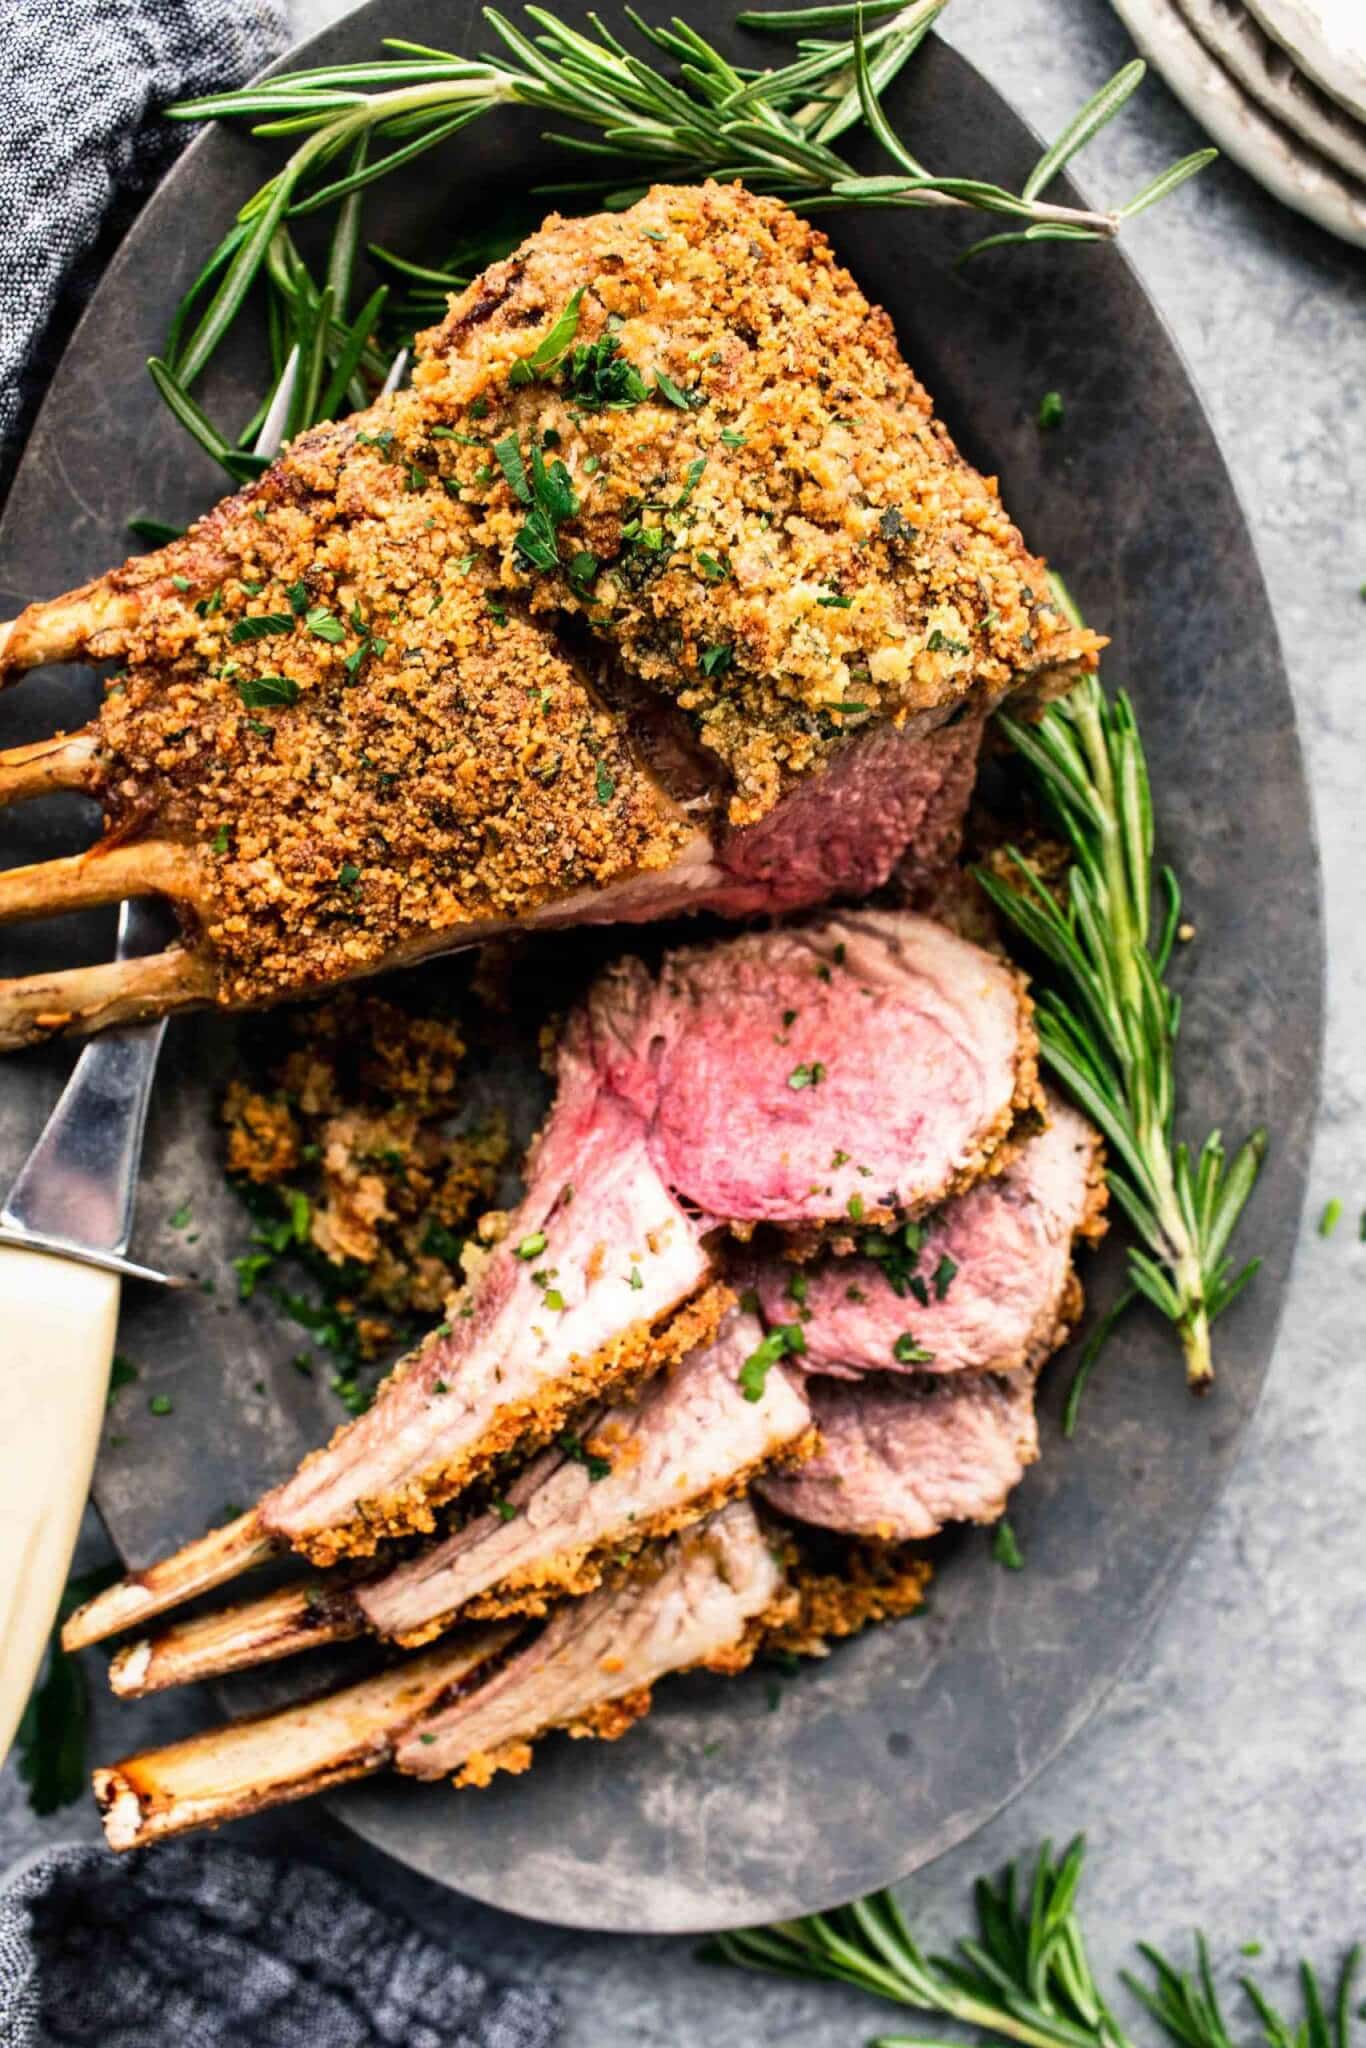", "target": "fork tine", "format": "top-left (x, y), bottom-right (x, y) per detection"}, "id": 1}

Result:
top-left (0, 729), bottom-right (101, 805)
top-left (0, 840), bottom-right (202, 925)
top-left (0, 947), bottom-right (216, 1052)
